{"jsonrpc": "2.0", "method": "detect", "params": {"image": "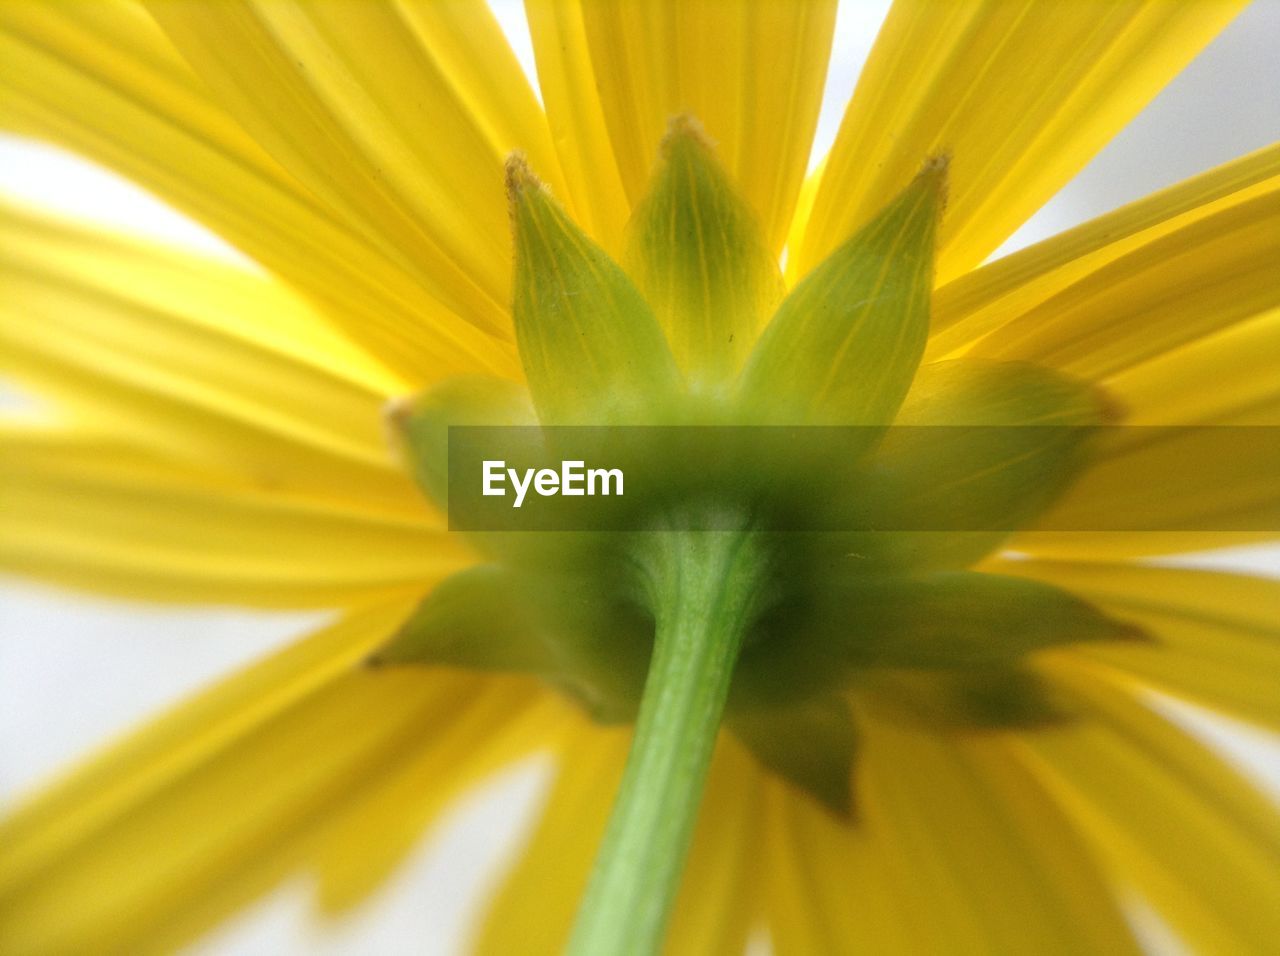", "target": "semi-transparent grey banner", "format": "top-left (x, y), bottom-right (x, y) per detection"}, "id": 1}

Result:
top-left (444, 426), bottom-right (1279, 532)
